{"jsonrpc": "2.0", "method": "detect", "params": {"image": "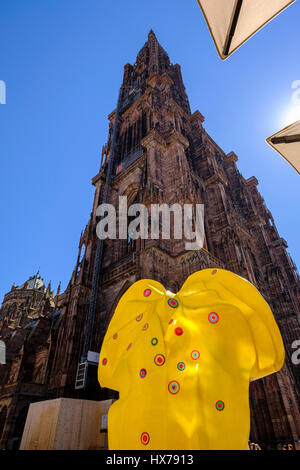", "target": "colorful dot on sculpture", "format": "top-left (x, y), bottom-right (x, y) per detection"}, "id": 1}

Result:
top-left (208, 312), bottom-right (219, 324)
top-left (168, 298), bottom-right (178, 309)
top-left (191, 350), bottom-right (200, 360)
top-left (168, 381), bottom-right (180, 395)
top-left (102, 358), bottom-right (107, 366)
top-left (154, 354), bottom-right (165, 366)
top-left (212, 269), bottom-right (218, 275)
top-left (127, 343), bottom-right (132, 351)
top-left (144, 289), bottom-right (152, 297)
top-left (136, 314), bottom-right (143, 322)
top-left (113, 333), bottom-right (118, 340)
top-left (169, 319), bottom-right (174, 325)
top-left (177, 362), bottom-right (186, 371)
top-left (140, 368), bottom-right (147, 379)
top-left (175, 327), bottom-right (183, 336)
top-left (216, 400), bottom-right (225, 411)
top-left (141, 432), bottom-right (150, 446)
top-left (151, 338), bottom-right (158, 346)
top-left (142, 323), bottom-right (149, 331)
